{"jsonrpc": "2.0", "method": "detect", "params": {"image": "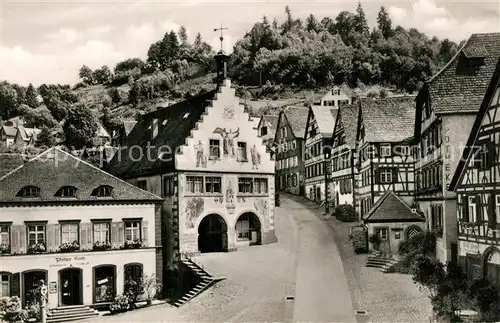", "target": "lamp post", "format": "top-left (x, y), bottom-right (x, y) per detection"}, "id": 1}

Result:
top-left (324, 140), bottom-right (332, 215)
